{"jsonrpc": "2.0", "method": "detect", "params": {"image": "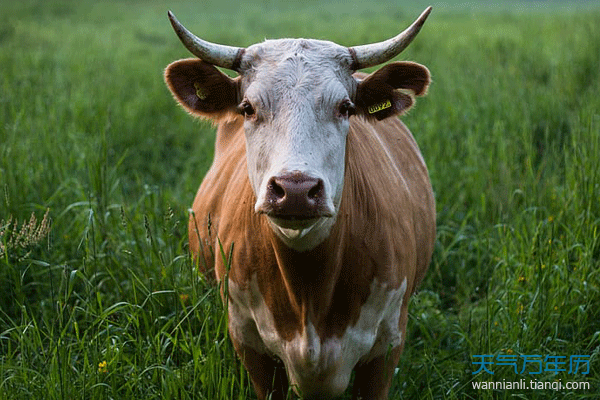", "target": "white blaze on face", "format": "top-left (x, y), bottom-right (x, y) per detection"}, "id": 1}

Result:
top-left (239, 40), bottom-right (357, 251)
